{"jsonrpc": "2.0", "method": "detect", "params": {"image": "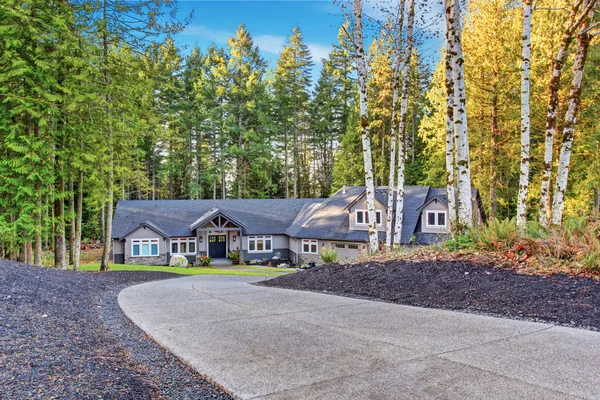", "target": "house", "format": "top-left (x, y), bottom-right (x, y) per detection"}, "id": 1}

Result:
top-left (111, 186), bottom-right (485, 266)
